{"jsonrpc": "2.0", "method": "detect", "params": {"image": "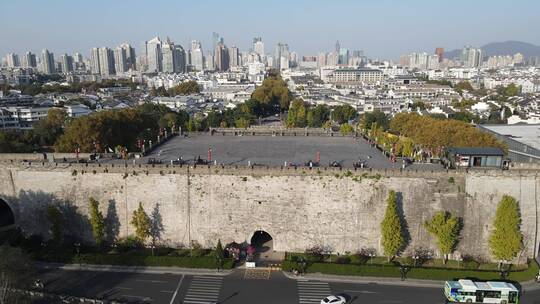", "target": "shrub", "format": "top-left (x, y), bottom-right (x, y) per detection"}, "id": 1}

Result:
top-left (305, 245), bottom-right (331, 262)
top-left (335, 256), bottom-right (351, 264)
top-left (115, 236), bottom-right (143, 253)
top-left (462, 255), bottom-right (480, 270)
